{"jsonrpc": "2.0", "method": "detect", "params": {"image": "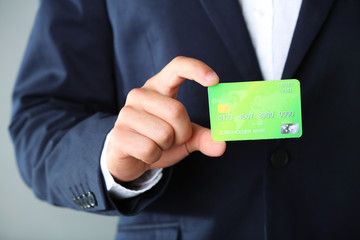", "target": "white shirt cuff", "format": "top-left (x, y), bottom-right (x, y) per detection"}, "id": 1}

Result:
top-left (100, 130), bottom-right (163, 199)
